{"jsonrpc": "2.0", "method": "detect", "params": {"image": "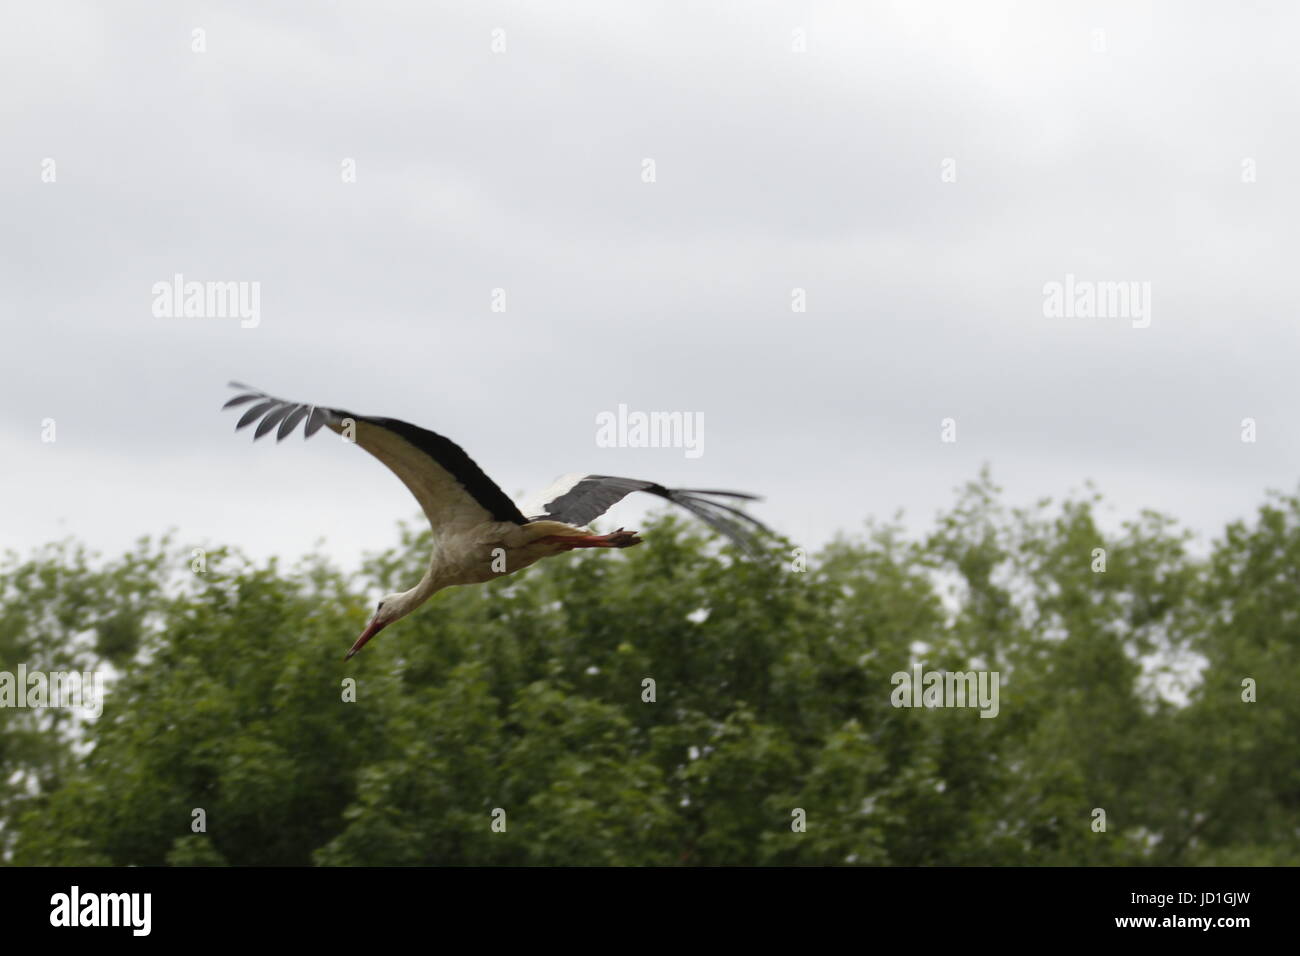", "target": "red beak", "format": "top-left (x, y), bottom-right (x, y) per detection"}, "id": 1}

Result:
top-left (344, 615), bottom-right (386, 661)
